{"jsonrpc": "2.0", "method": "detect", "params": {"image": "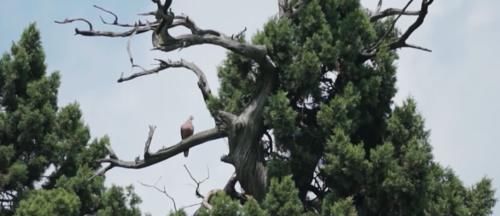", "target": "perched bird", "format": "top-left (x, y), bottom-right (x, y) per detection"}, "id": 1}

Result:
top-left (180, 115), bottom-right (194, 157)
